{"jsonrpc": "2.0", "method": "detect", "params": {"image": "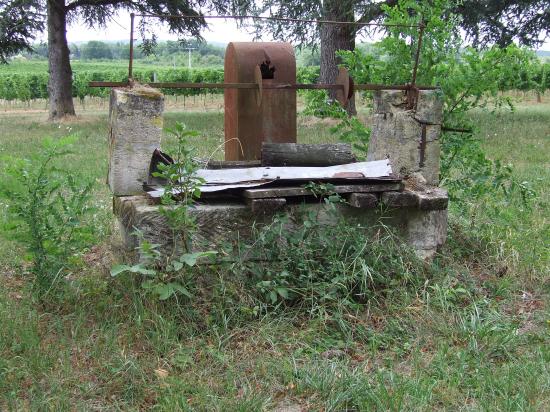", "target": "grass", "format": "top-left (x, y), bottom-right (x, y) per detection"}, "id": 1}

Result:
top-left (0, 101), bottom-right (548, 410)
